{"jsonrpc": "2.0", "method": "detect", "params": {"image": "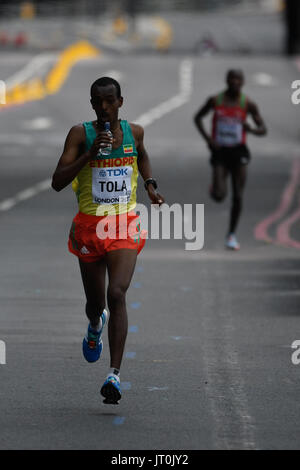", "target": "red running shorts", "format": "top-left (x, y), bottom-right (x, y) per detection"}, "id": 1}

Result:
top-left (68, 211), bottom-right (146, 263)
